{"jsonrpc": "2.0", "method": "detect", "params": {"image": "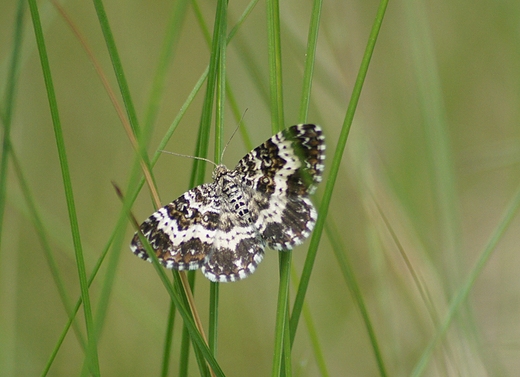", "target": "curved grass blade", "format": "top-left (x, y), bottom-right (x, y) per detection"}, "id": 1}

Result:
top-left (27, 0), bottom-right (100, 374)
